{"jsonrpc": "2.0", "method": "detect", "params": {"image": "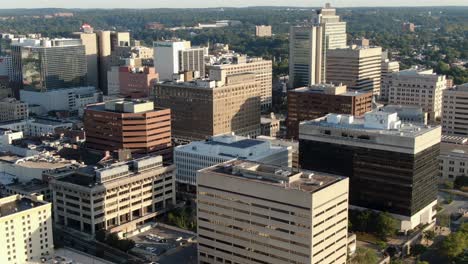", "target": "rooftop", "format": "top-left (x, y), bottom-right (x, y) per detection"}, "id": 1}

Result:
top-left (291, 83), bottom-right (370, 96)
top-left (202, 160), bottom-right (344, 194)
top-left (6, 179), bottom-right (49, 193)
top-left (440, 142), bottom-right (468, 157)
top-left (0, 195), bottom-right (45, 218)
top-left (87, 99), bottom-right (156, 114)
top-left (301, 110), bottom-right (438, 138)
